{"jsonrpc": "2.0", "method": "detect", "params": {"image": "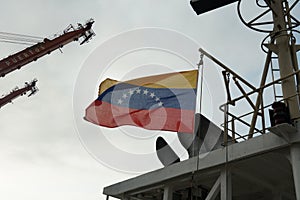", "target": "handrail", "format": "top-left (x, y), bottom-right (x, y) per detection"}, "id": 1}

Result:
top-left (200, 47), bottom-right (300, 144)
top-left (226, 69), bottom-right (300, 105)
top-left (199, 48), bottom-right (256, 90)
top-left (222, 93), bottom-right (300, 143)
